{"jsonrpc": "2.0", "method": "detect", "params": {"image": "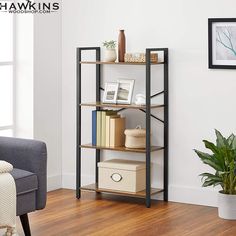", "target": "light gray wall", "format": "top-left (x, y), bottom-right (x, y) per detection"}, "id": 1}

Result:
top-left (61, 0), bottom-right (236, 206)
top-left (34, 1), bottom-right (62, 191)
